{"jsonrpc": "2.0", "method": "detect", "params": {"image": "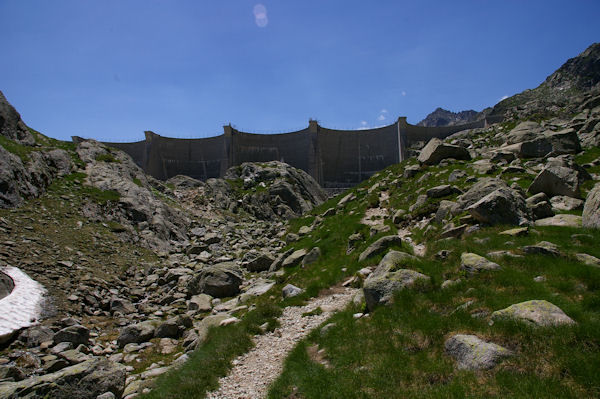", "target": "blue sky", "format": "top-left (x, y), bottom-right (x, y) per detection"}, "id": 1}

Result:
top-left (1, 1), bottom-right (599, 142)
